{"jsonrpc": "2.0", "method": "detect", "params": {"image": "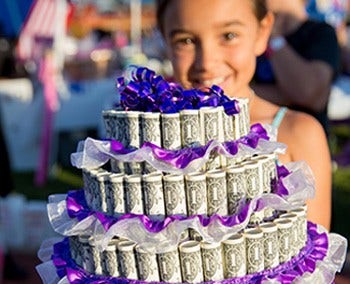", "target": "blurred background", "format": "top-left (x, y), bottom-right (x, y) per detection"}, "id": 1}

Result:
top-left (0, 0), bottom-right (349, 283)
